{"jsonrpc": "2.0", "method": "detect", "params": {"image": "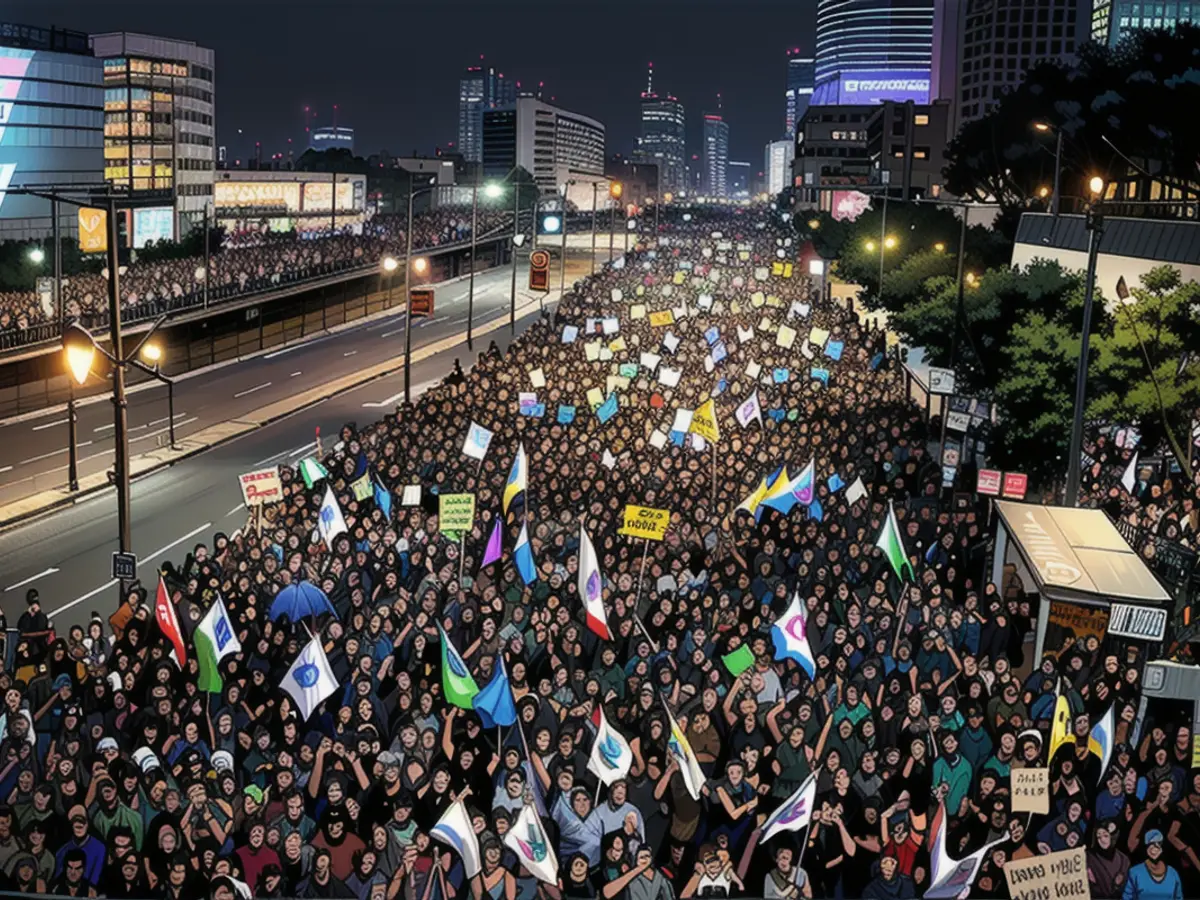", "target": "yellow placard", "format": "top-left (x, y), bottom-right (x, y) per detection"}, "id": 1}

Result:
top-left (751, 291), bottom-right (765, 308)
top-left (635, 285), bottom-right (645, 296)
top-left (438, 493), bottom-right (475, 533)
top-left (630, 304), bottom-right (647, 320)
top-left (690, 398), bottom-right (721, 443)
top-left (776, 324), bottom-right (797, 349)
top-left (586, 387), bottom-right (605, 410)
top-left (608, 336), bottom-right (627, 353)
top-left (619, 504), bottom-right (671, 541)
top-left (1192, 734), bottom-right (1200, 769)
top-left (783, 262), bottom-right (794, 278)
top-left (78, 207), bottom-right (108, 254)
top-left (738, 250), bottom-right (750, 261)
top-left (809, 326), bottom-right (831, 347)
top-left (648, 310), bottom-right (675, 327)
top-left (673, 271), bottom-right (685, 285)
top-left (606, 375), bottom-right (630, 394)
top-left (771, 261), bottom-right (784, 276)
top-left (584, 341), bottom-right (601, 362)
